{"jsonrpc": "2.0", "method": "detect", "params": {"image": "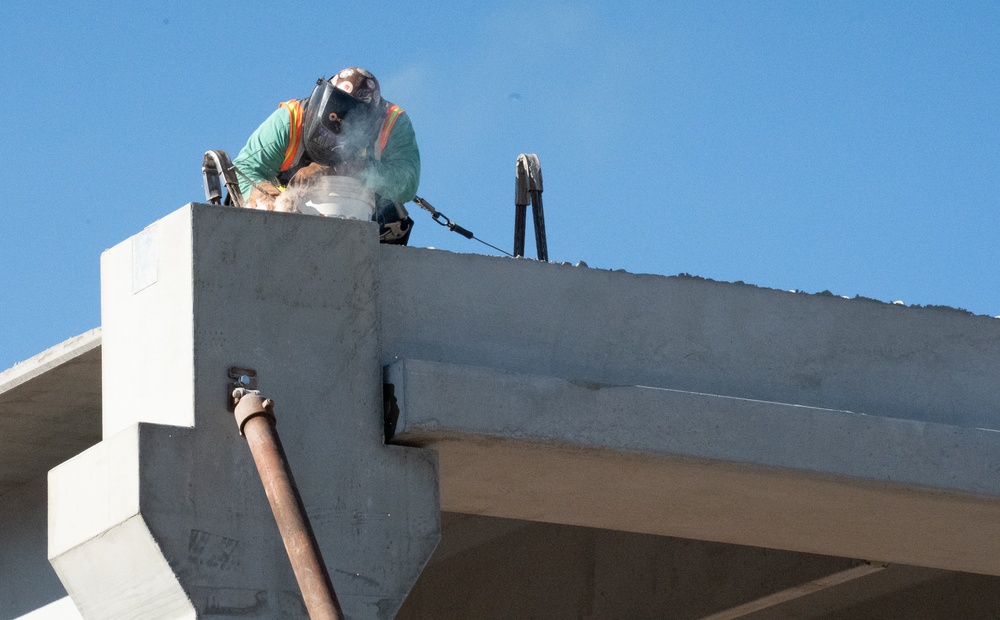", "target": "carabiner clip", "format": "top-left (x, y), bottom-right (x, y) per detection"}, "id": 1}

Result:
top-left (431, 212), bottom-right (451, 228)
